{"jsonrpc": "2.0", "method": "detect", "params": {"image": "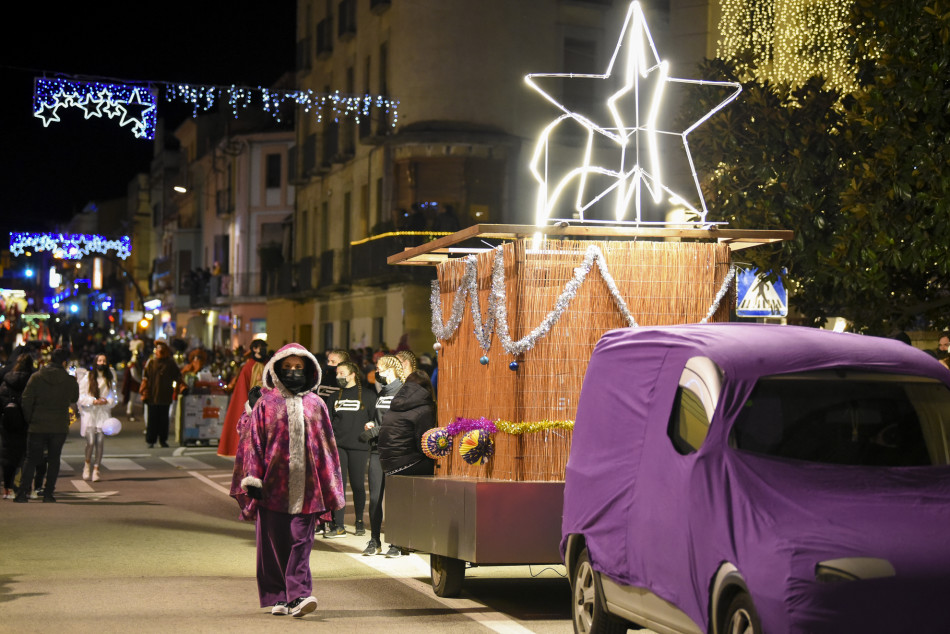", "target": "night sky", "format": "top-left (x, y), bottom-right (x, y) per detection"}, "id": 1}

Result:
top-left (0, 2), bottom-right (296, 237)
